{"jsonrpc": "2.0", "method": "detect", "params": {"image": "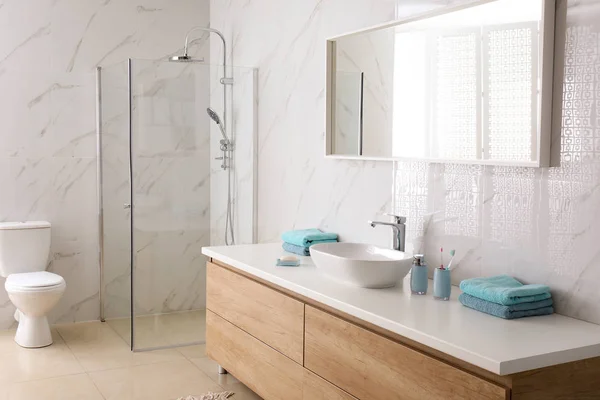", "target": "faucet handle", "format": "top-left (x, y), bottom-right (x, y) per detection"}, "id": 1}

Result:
top-left (384, 213), bottom-right (406, 224)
